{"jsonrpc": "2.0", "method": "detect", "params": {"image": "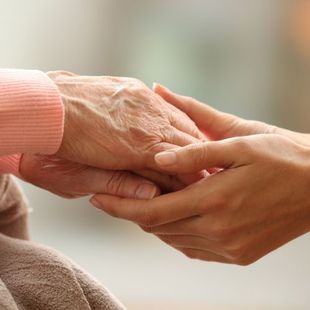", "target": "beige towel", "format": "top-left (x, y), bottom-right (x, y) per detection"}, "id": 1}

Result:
top-left (0, 174), bottom-right (125, 310)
